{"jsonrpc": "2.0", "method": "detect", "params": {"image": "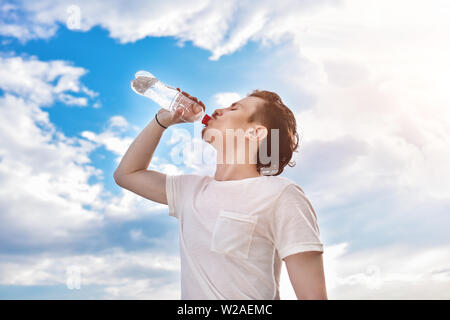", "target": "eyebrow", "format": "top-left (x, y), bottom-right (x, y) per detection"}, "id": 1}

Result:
top-left (231, 102), bottom-right (241, 107)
